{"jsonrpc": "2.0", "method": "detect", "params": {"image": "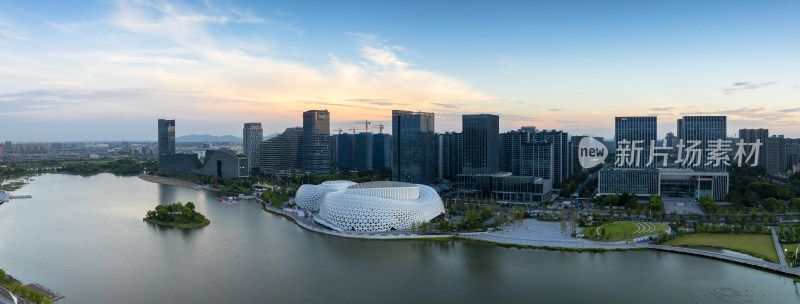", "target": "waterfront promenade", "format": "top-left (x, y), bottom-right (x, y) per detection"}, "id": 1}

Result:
top-left (771, 228), bottom-right (788, 267)
top-left (647, 245), bottom-right (800, 278)
top-left (262, 204), bottom-right (800, 278)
